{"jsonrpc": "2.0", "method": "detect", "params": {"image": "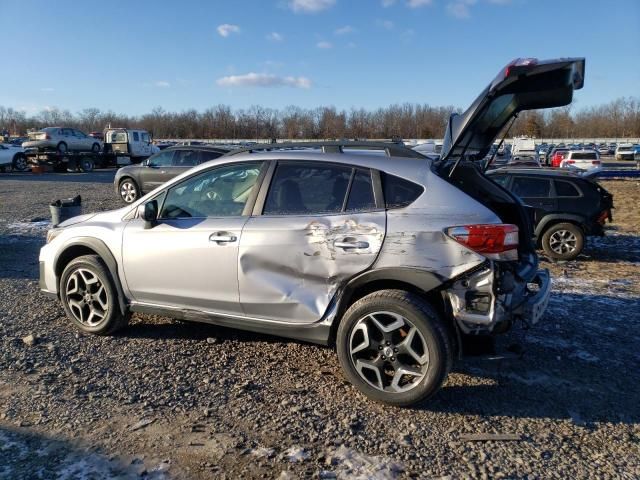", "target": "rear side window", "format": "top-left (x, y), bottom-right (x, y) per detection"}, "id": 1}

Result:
top-left (264, 163), bottom-right (351, 215)
top-left (555, 180), bottom-right (580, 197)
top-left (199, 150), bottom-right (223, 163)
top-left (511, 177), bottom-right (551, 198)
top-left (346, 169), bottom-right (376, 212)
top-left (381, 172), bottom-right (423, 208)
